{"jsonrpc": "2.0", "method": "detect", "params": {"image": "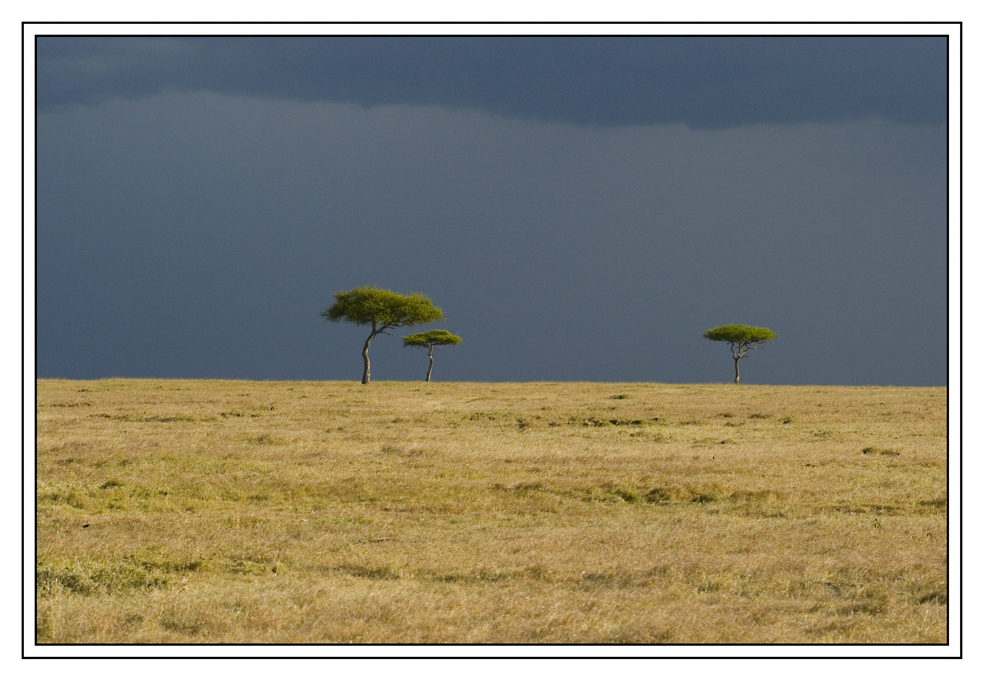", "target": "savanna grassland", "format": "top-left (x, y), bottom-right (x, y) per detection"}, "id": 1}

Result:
top-left (35, 379), bottom-right (948, 645)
